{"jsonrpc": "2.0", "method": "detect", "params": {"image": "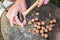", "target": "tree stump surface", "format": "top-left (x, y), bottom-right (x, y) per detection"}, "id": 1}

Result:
top-left (1, 1), bottom-right (60, 40)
